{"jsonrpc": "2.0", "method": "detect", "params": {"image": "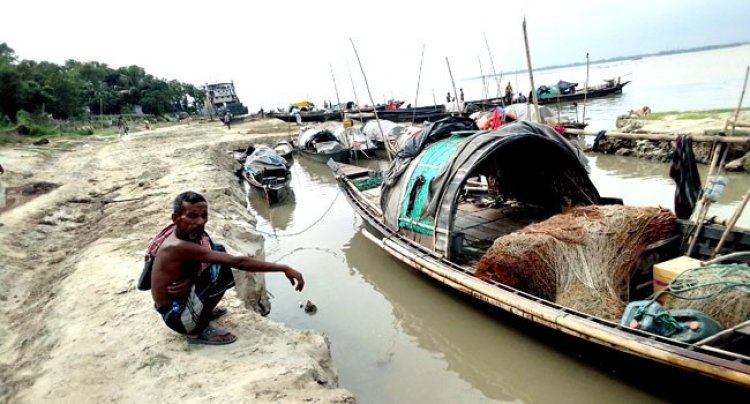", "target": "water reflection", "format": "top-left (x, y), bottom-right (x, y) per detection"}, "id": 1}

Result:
top-left (243, 181), bottom-right (297, 231)
top-left (341, 230), bottom-right (663, 403)
top-left (590, 154), bottom-right (750, 226)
